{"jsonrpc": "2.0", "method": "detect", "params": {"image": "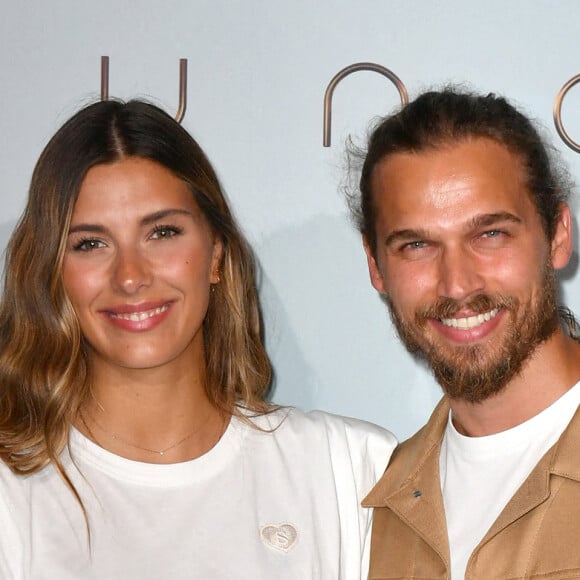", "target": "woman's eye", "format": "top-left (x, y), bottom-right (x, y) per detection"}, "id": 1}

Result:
top-left (72, 238), bottom-right (105, 252)
top-left (151, 225), bottom-right (183, 240)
